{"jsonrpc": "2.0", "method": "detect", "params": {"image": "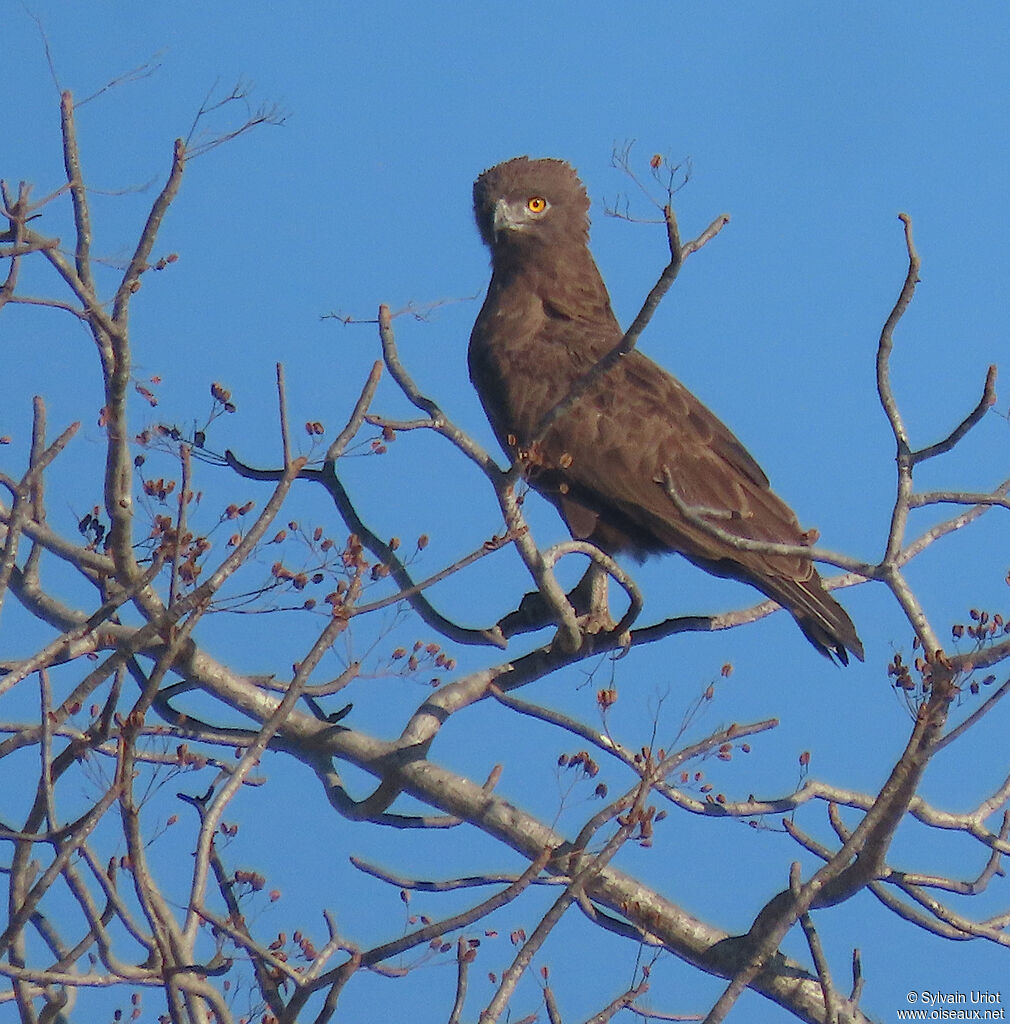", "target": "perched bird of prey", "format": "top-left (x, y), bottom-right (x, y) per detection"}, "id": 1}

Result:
top-left (468, 156), bottom-right (863, 663)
